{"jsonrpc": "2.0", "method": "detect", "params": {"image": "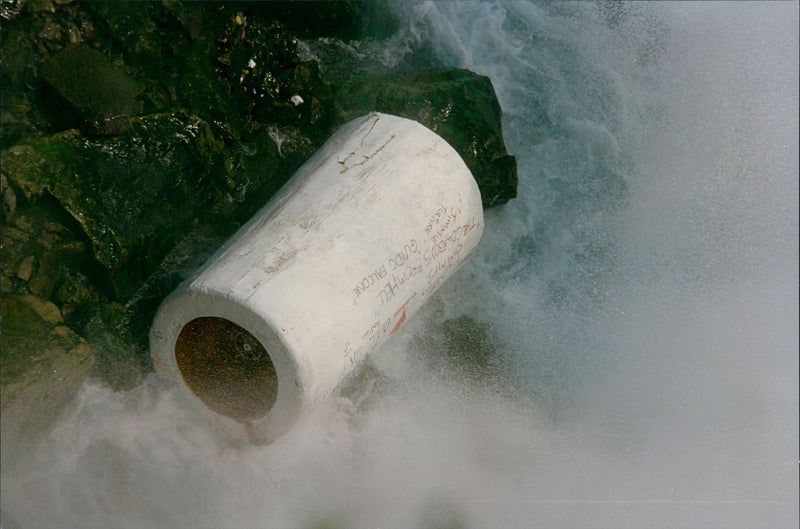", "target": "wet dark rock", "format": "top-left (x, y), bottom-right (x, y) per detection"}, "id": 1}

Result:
top-left (2, 113), bottom-right (231, 301)
top-left (212, 10), bottom-right (336, 144)
top-left (1, 172), bottom-right (17, 219)
top-left (0, 193), bottom-right (101, 326)
top-left (1, 14), bottom-right (42, 143)
top-left (39, 43), bottom-right (144, 134)
top-left (332, 68), bottom-right (518, 208)
top-left (124, 223), bottom-right (231, 317)
top-left (85, 2), bottom-right (237, 137)
top-left (87, 1), bottom-right (161, 52)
